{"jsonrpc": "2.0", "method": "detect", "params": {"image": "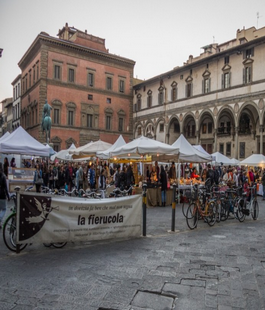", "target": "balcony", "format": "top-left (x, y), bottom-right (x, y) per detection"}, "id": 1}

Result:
top-left (217, 126), bottom-right (231, 136)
